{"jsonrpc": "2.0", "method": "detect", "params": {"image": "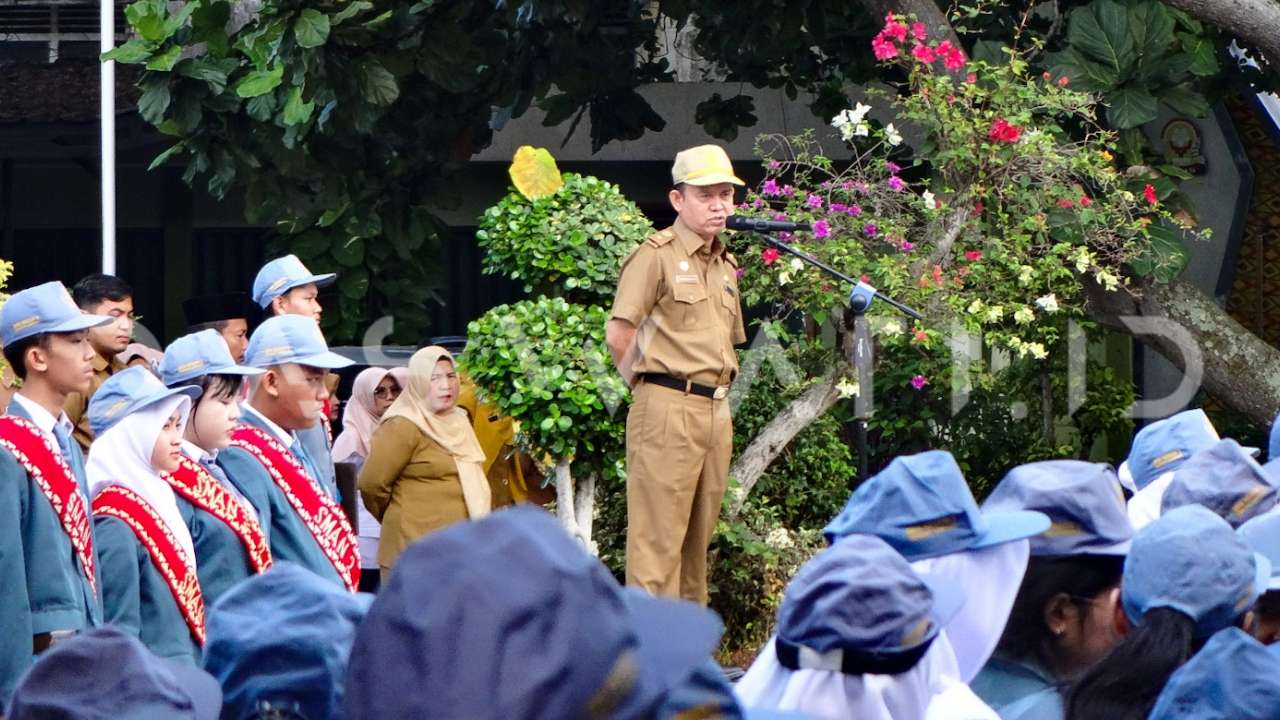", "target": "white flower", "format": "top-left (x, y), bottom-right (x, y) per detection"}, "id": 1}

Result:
top-left (765, 527), bottom-right (794, 550)
top-left (985, 305), bottom-right (1004, 323)
top-left (922, 190), bottom-right (938, 210)
top-left (833, 103), bottom-right (873, 142)
top-left (1018, 265), bottom-right (1035, 286)
top-left (967, 299), bottom-right (985, 315)
top-left (1072, 247), bottom-right (1092, 273)
top-left (789, 258), bottom-right (804, 272)
top-left (837, 378), bottom-right (860, 398)
top-left (878, 318), bottom-right (904, 336)
top-left (1027, 342), bottom-right (1048, 360)
top-left (850, 102), bottom-right (872, 124)
top-left (853, 122), bottom-right (870, 137)
top-left (885, 123), bottom-right (903, 146)
top-left (1014, 307), bottom-right (1035, 324)
top-left (778, 271), bottom-right (791, 286)
top-left (1095, 269), bottom-right (1120, 291)
top-left (1035, 293), bottom-right (1059, 313)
